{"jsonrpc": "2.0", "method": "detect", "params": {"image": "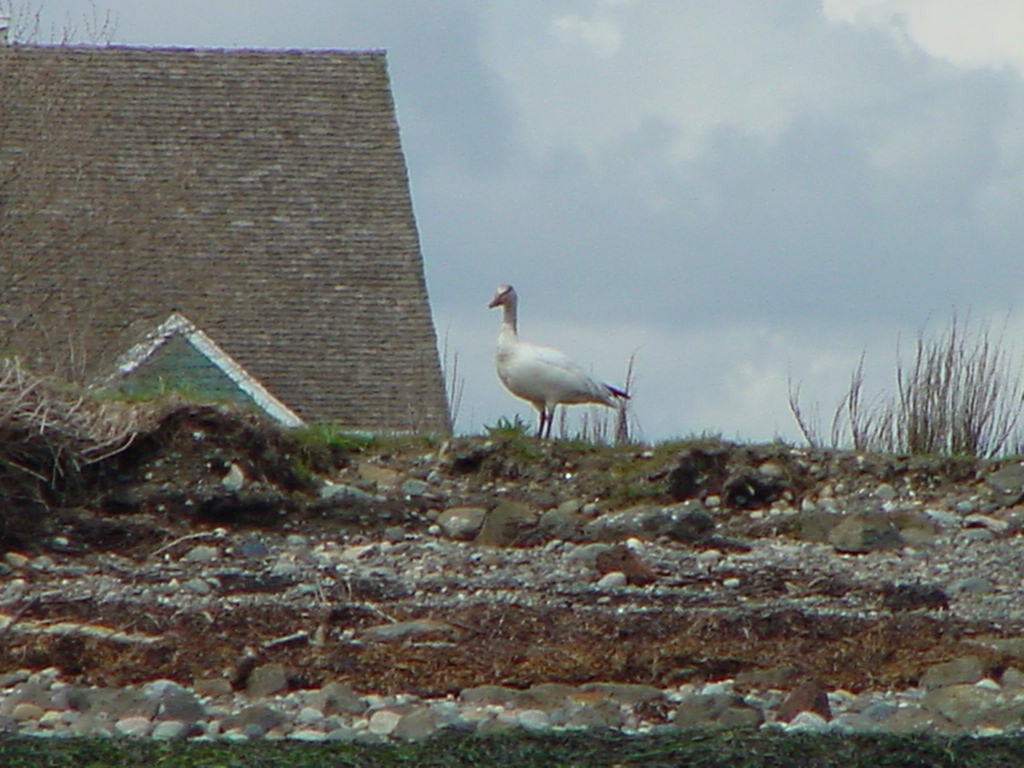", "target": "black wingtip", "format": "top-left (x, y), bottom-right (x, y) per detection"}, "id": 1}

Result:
top-left (606, 384), bottom-right (630, 400)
